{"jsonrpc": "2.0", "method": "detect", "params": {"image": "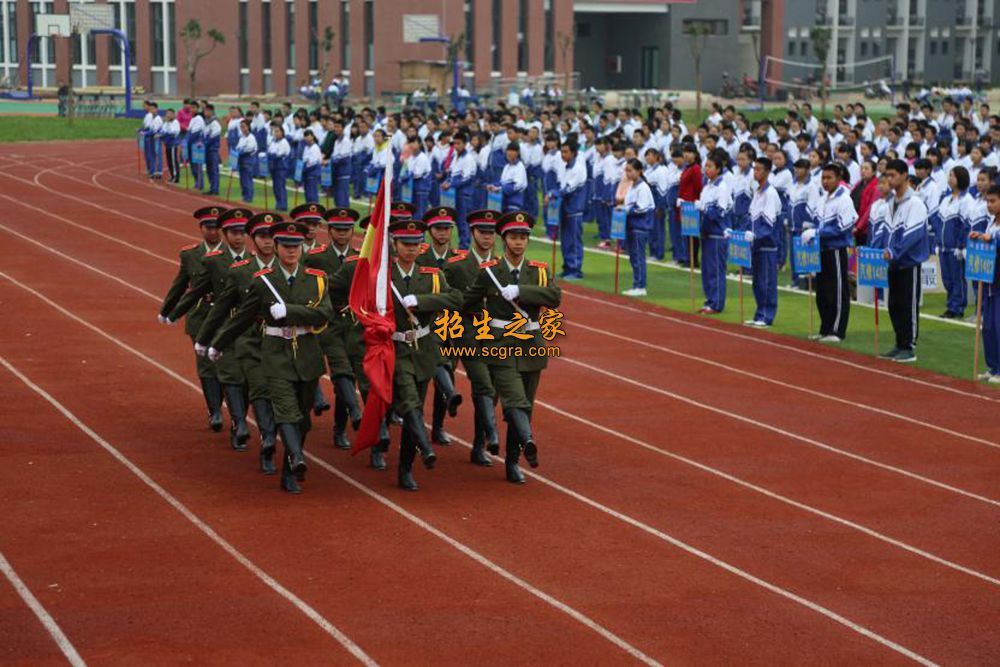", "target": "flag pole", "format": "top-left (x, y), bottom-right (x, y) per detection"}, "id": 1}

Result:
top-left (973, 282), bottom-right (984, 380)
